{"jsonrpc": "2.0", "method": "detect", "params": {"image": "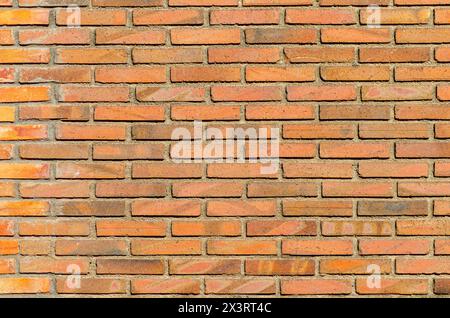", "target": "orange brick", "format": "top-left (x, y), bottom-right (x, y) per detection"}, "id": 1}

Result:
top-left (0, 9), bottom-right (49, 25)
top-left (172, 221), bottom-right (241, 236)
top-left (132, 239), bottom-right (201, 255)
top-left (132, 278), bottom-right (200, 295)
top-left (359, 239), bottom-right (430, 255)
top-left (0, 278), bottom-right (50, 294)
top-left (246, 259), bottom-right (314, 276)
top-left (322, 28), bottom-right (391, 43)
top-left (96, 220), bottom-right (166, 237)
top-left (170, 259), bottom-right (240, 275)
top-left (207, 240), bottom-right (277, 255)
top-left (207, 200), bottom-right (276, 216)
top-left (246, 28), bottom-right (317, 44)
top-left (282, 279), bottom-right (352, 295)
top-left (361, 8), bottom-right (430, 24)
top-left (0, 163), bottom-right (49, 179)
top-left (323, 182), bottom-right (393, 198)
top-left (283, 240), bottom-right (353, 256)
top-left (95, 67), bottom-right (166, 83)
top-left (132, 200), bottom-right (201, 217)
top-left (211, 9), bottom-right (279, 25)
top-left (171, 28), bottom-right (240, 45)
top-left (356, 278), bottom-right (428, 295)
top-left (56, 9), bottom-right (127, 25)
top-left (206, 279), bottom-right (275, 294)
top-left (19, 28), bottom-right (90, 45)
top-left (96, 28), bottom-right (165, 44)
top-left (171, 66), bottom-right (240, 82)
